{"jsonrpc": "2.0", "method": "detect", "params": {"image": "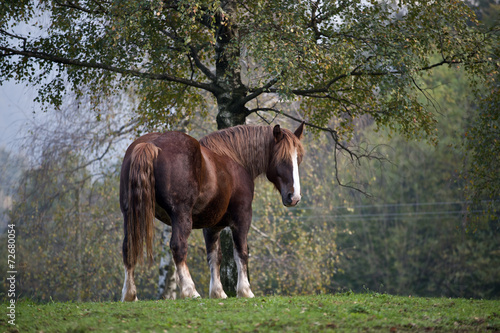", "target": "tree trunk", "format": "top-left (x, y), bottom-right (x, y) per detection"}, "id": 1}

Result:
top-left (214, 0), bottom-right (249, 128)
top-left (157, 224), bottom-right (177, 300)
top-left (217, 228), bottom-right (236, 297)
top-left (213, 0), bottom-right (251, 296)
